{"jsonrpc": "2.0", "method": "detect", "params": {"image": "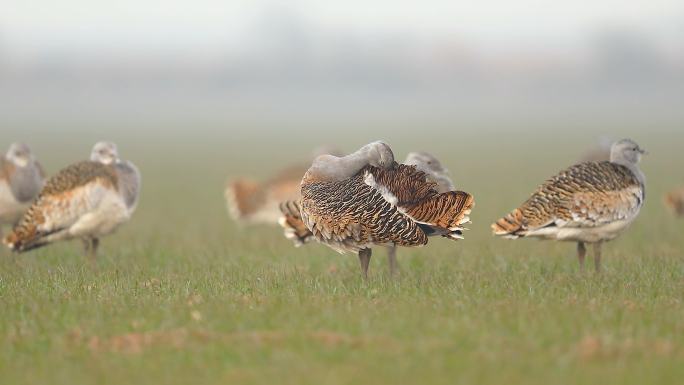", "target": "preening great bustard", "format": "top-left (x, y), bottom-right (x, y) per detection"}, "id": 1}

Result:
top-left (279, 150), bottom-right (458, 276)
top-left (280, 141), bottom-right (474, 279)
